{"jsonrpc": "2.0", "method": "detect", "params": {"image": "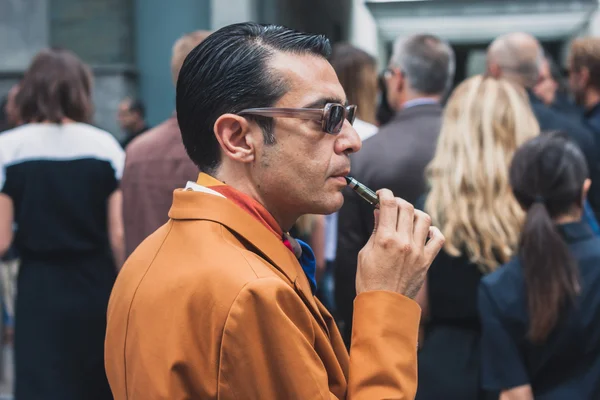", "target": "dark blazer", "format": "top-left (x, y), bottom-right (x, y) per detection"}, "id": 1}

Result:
top-left (335, 103), bottom-right (442, 344)
top-left (583, 103), bottom-right (600, 201)
top-left (479, 222), bottom-right (600, 399)
top-left (529, 93), bottom-right (600, 218)
top-left (584, 102), bottom-right (600, 135)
